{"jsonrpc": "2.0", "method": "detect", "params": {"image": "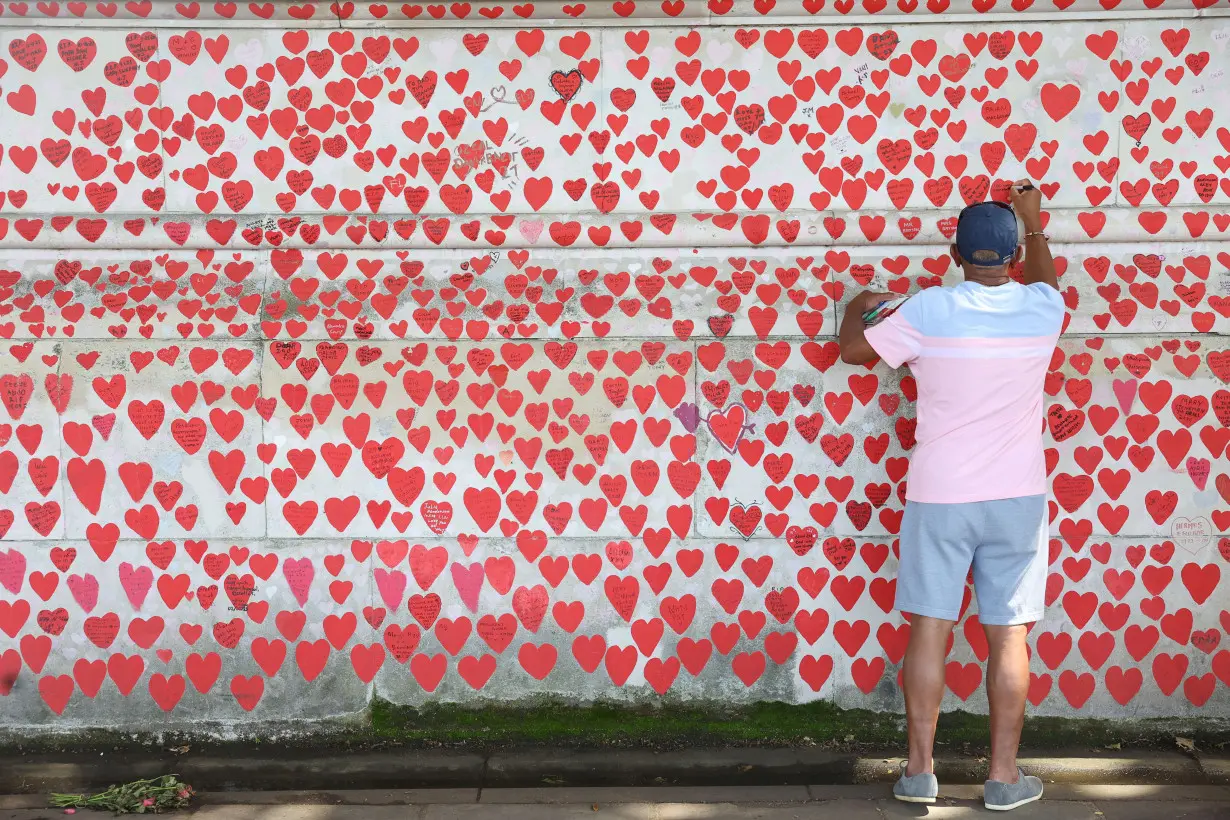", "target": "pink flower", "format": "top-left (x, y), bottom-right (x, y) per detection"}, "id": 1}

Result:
top-left (143, 799), bottom-right (155, 807)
